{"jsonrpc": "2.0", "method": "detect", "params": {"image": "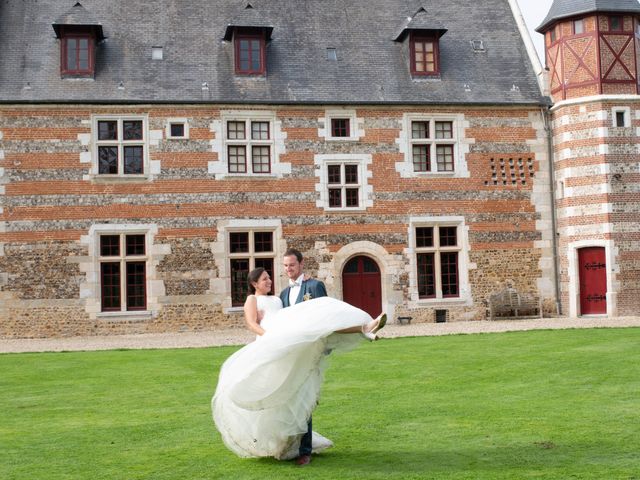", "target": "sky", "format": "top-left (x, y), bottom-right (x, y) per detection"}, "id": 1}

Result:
top-left (517, 0), bottom-right (554, 63)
